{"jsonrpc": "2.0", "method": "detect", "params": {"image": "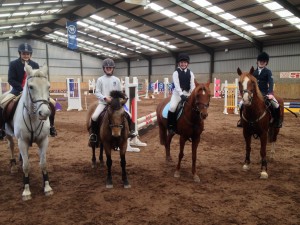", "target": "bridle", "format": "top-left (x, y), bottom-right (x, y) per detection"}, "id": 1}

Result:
top-left (107, 106), bottom-right (125, 130)
top-left (23, 76), bottom-right (50, 146)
